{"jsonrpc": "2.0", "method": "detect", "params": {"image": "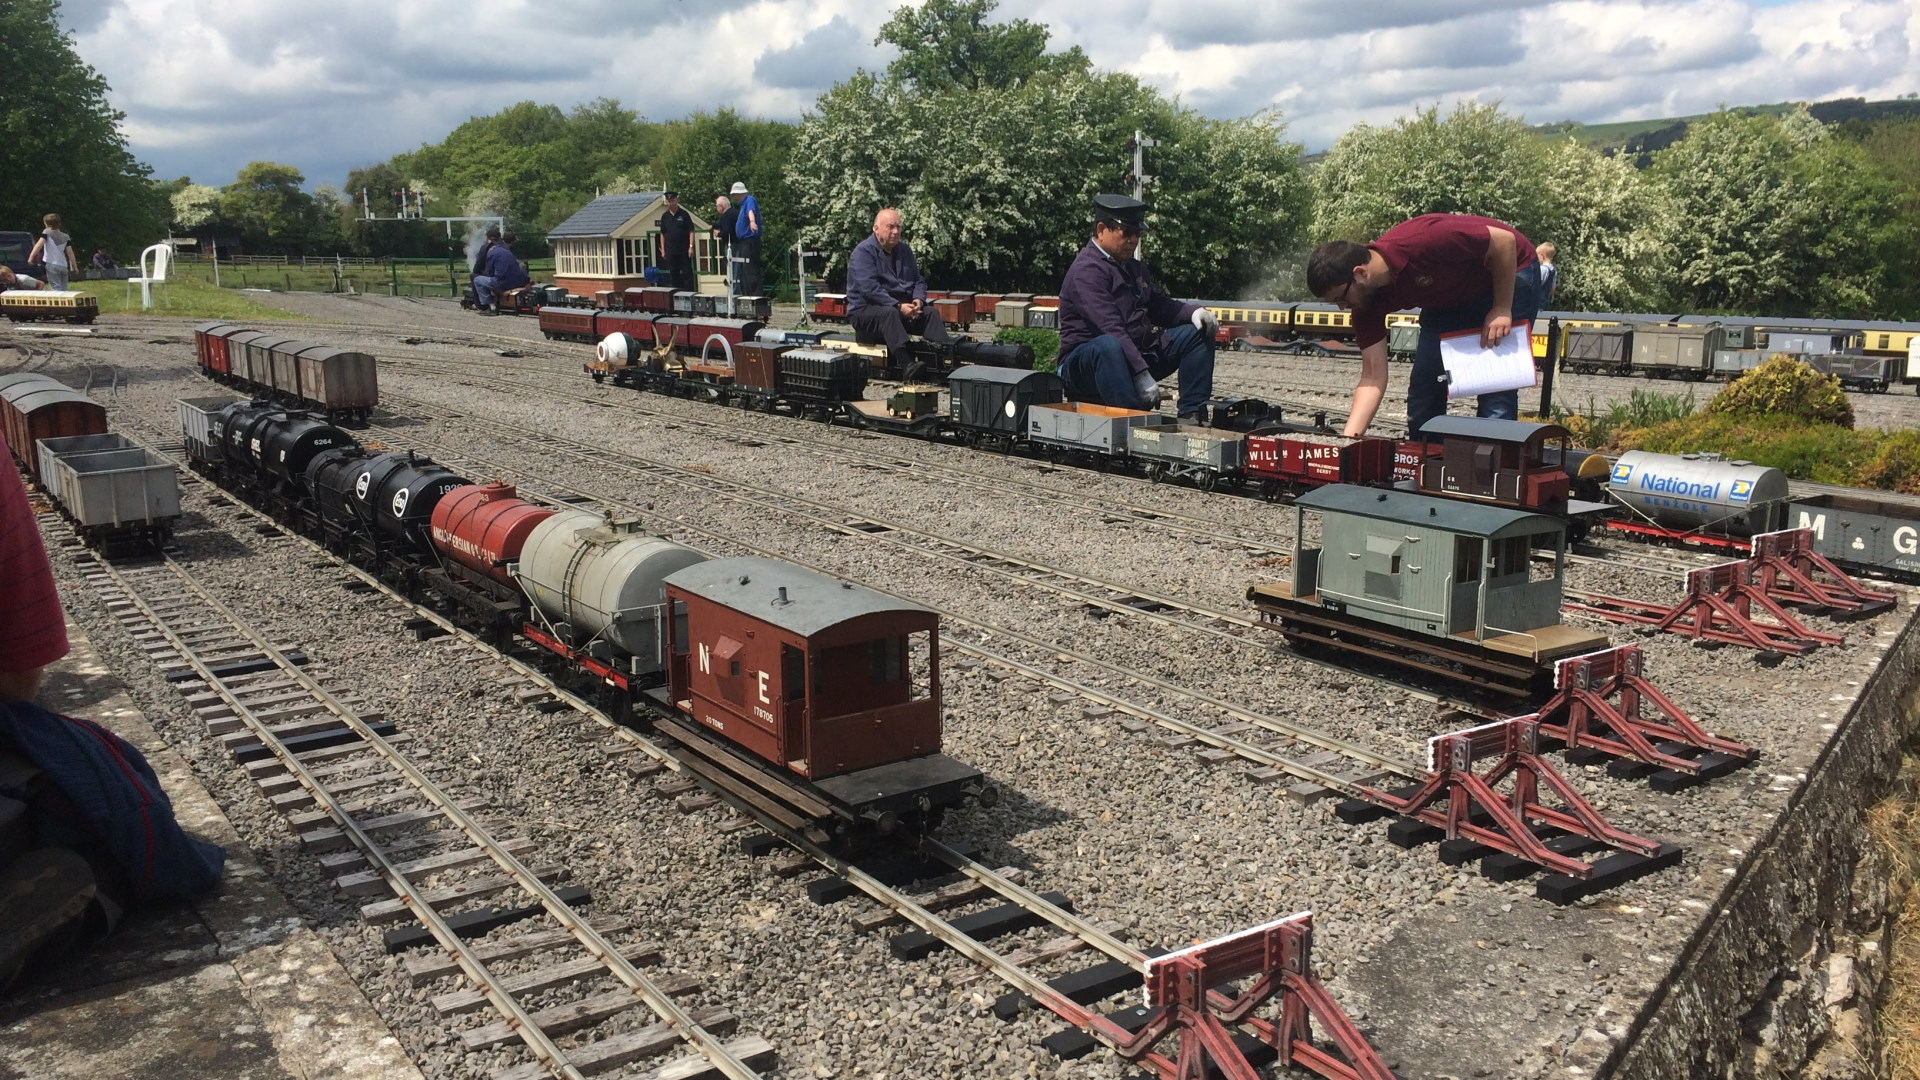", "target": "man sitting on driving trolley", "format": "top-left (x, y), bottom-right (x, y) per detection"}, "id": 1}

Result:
top-left (1055, 194), bottom-right (1217, 424)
